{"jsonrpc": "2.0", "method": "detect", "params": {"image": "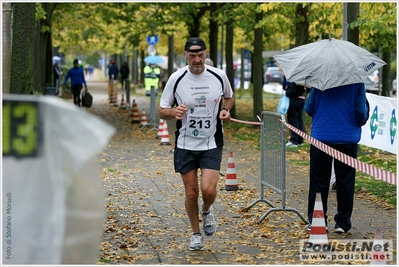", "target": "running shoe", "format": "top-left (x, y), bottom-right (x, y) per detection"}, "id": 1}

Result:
top-left (189, 233), bottom-right (204, 251)
top-left (201, 206), bottom-right (217, 236)
top-left (286, 142), bottom-right (298, 147)
top-left (333, 226), bottom-right (346, 233)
